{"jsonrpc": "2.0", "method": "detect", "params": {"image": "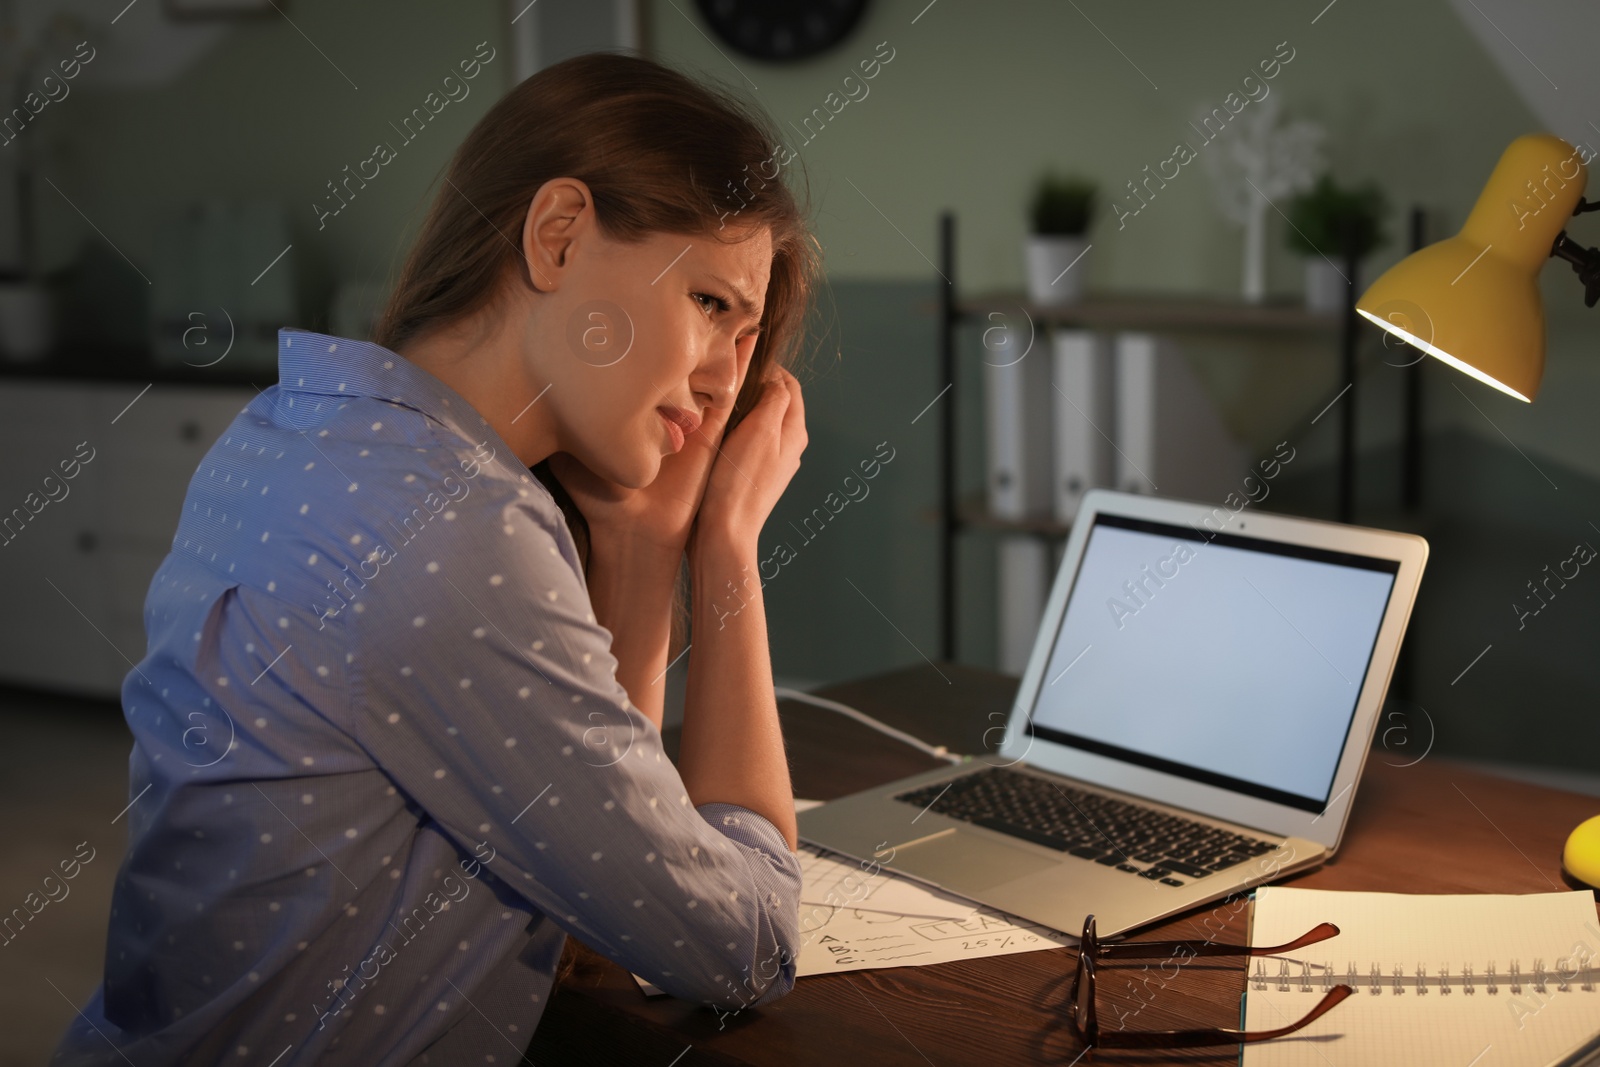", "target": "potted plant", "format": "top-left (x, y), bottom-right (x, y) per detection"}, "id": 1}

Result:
top-left (1025, 171), bottom-right (1096, 305)
top-left (1286, 174), bottom-right (1389, 312)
